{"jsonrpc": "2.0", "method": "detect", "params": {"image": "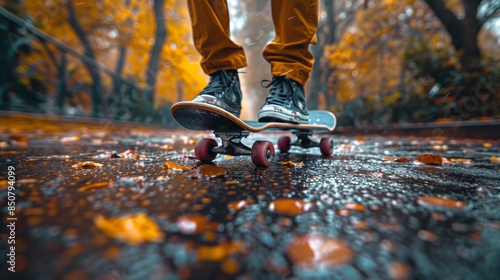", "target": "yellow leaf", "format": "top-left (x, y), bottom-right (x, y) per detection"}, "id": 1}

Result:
top-left (163, 161), bottom-right (190, 171)
top-left (94, 213), bottom-right (164, 245)
top-left (77, 181), bottom-right (111, 192)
